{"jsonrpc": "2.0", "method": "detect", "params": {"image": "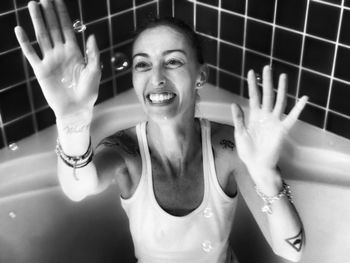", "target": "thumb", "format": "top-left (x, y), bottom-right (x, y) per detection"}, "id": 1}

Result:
top-left (85, 34), bottom-right (100, 72)
top-left (231, 103), bottom-right (246, 136)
